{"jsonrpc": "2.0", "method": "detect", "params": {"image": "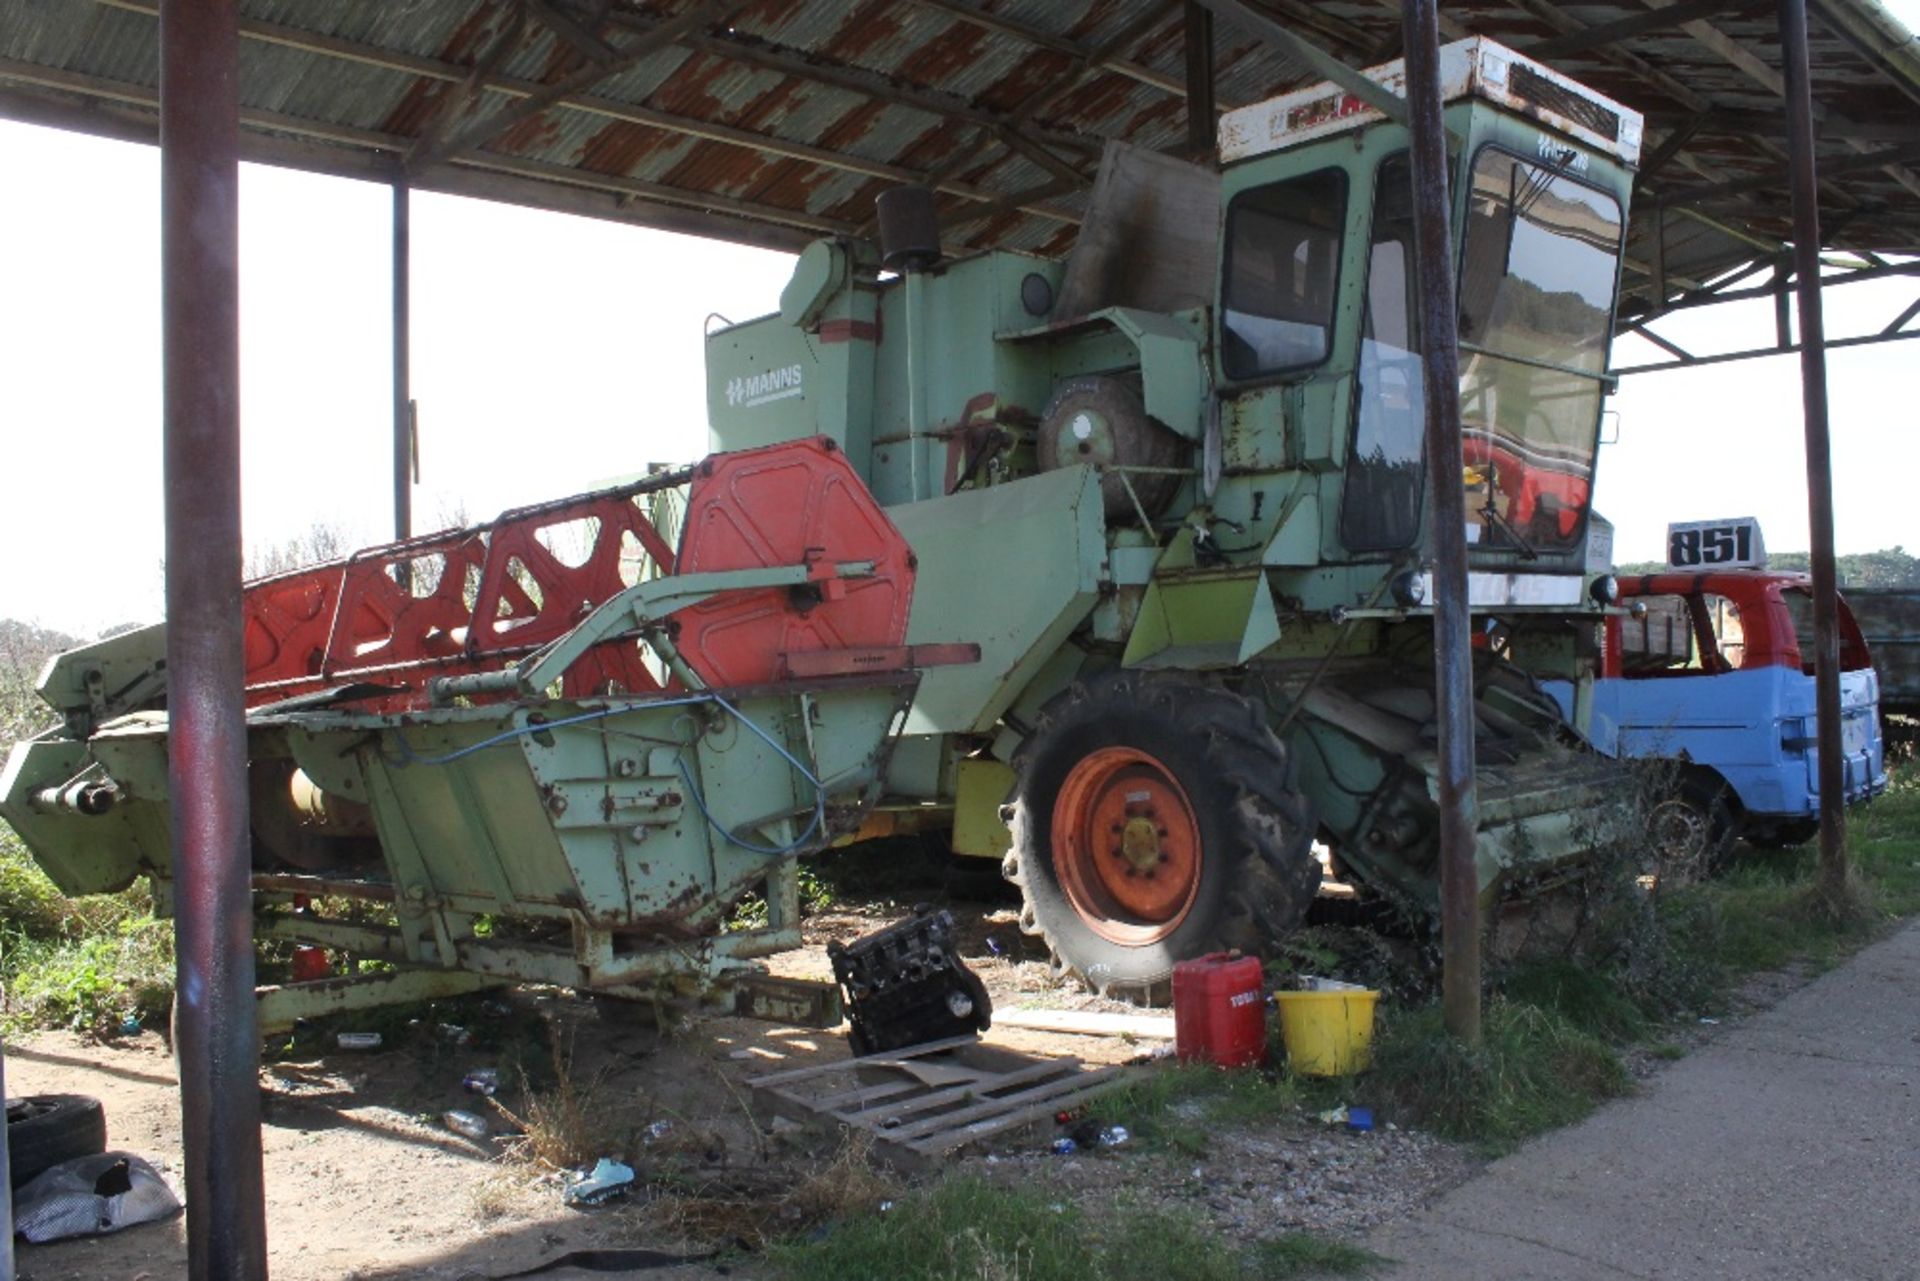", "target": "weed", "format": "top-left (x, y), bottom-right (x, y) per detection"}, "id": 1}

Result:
top-left (1501, 957), bottom-right (1649, 1043)
top-left (466, 1168), bottom-right (536, 1223)
top-left (726, 865), bottom-right (836, 930)
top-left (0, 837), bottom-right (174, 1037)
top-left (1092, 1062), bottom-right (1300, 1157)
top-left (644, 1133), bottom-right (898, 1251)
top-left (767, 1175), bottom-right (1380, 1281)
top-left (493, 1031), bottom-right (634, 1170)
top-left (1853, 767), bottom-right (1920, 914)
top-left (1249, 1232), bottom-right (1389, 1278)
top-left (1359, 999), bottom-right (1629, 1153)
